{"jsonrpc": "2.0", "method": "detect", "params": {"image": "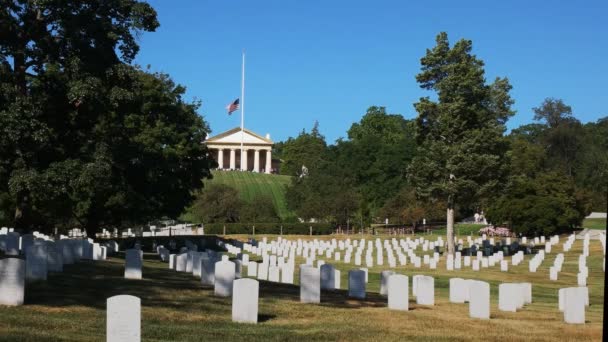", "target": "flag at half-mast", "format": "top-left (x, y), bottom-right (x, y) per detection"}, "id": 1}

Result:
top-left (226, 98), bottom-right (240, 115)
